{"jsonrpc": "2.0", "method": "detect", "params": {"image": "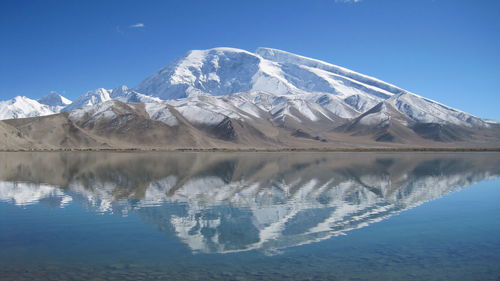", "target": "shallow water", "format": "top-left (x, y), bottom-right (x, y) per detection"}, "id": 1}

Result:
top-left (0, 152), bottom-right (499, 281)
